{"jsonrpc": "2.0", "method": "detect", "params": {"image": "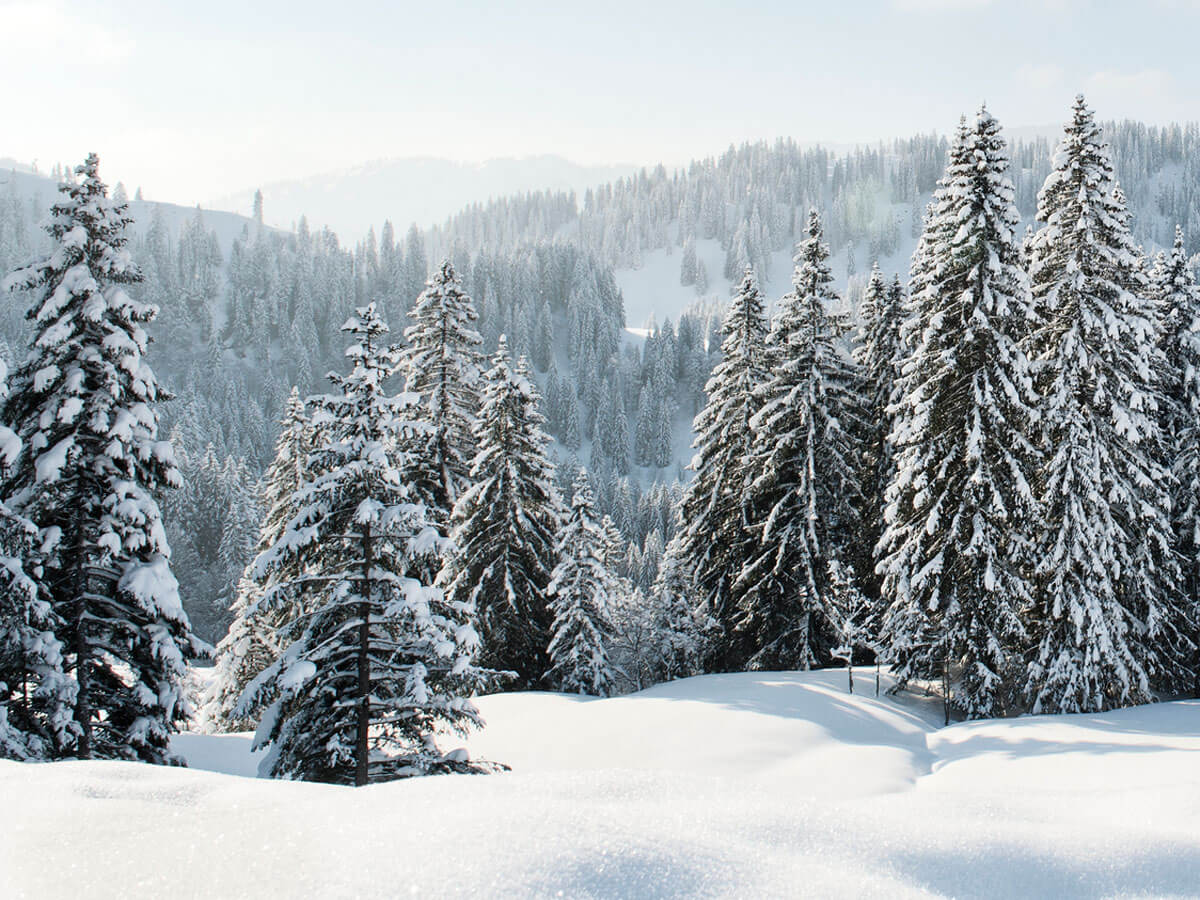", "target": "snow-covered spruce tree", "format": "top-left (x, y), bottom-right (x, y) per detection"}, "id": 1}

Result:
top-left (0, 358), bottom-right (76, 759)
top-left (443, 337), bottom-right (561, 690)
top-left (1153, 225), bottom-right (1200, 663)
top-left (877, 108), bottom-right (1041, 719)
top-left (1026, 96), bottom-right (1186, 713)
top-left (239, 304), bottom-right (490, 785)
top-left (400, 259), bottom-right (483, 522)
top-left (854, 263), bottom-right (904, 598)
top-left (1, 154), bottom-right (200, 762)
top-left (735, 211), bottom-right (863, 671)
top-left (546, 469), bottom-right (617, 696)
top-left (650, 535), bottom-right (708, 681)
top-left (678, 268), bottom-right (768, 672)
top-left (204, 388), bottom-right (310, 732)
